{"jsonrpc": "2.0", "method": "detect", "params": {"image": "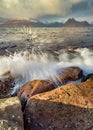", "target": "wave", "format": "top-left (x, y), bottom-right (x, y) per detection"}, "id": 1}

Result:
top-left (0, 47), bottom-right (93, 93)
